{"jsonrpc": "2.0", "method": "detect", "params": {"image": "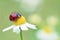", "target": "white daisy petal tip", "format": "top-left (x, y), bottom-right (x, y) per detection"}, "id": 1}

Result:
top-left (2, 25), bottom-right (14, 32)
top-left (30, 25), bottom-right (37, 29)
top-left (2, 29), bottom-right (6, 32)
top-left (33, 25), bottom-right (37, 29)
top-left (2, 27), bottom-right (12, 32)
top-left (2, 28), bottom-right (10, 32)
top-left (2, 28), bottom-right (8, 32)
top-left (26, 23), bottom-right (37, 29)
